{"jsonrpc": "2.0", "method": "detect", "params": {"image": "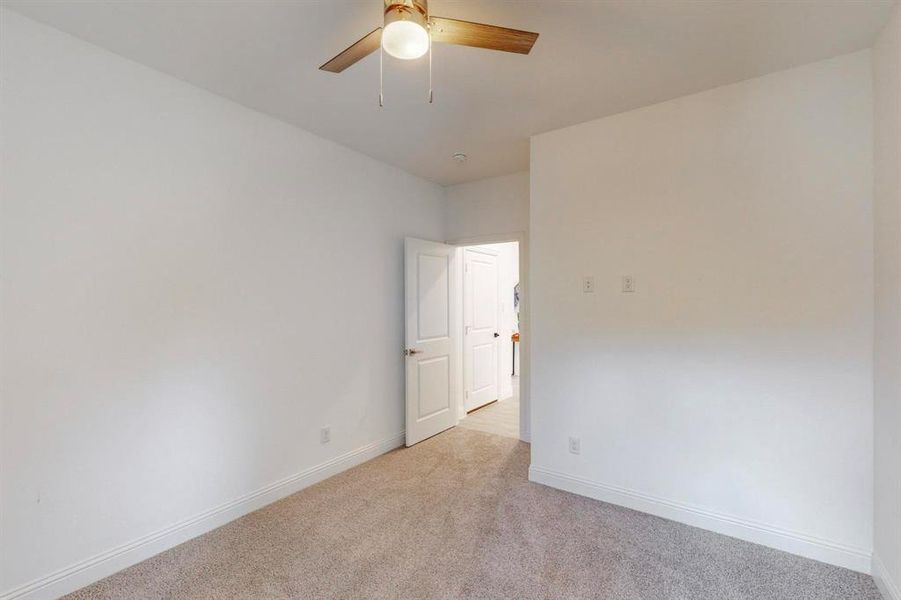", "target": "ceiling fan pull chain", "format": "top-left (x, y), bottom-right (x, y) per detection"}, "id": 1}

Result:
top-left (379, 43), bottom-right (384, 107)
top-left (427, 11), bottom-right (433, 103)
